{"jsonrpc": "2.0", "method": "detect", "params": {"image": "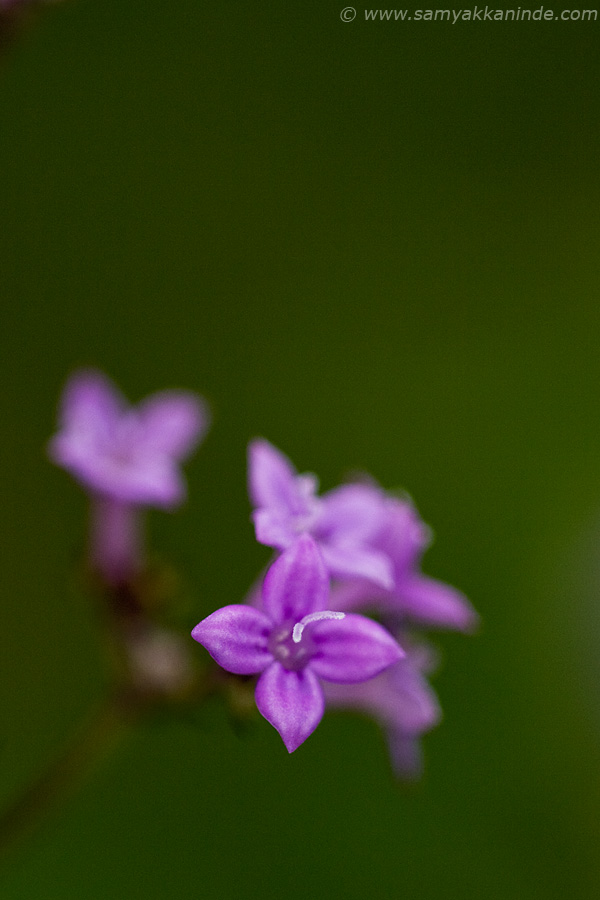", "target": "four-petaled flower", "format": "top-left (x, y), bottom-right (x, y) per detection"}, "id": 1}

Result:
top-left (248, 439), bottom-right (394, 589)
top-left (192, 534), bottom-right (403, 752)
top-left (49, 369), bottom-right (209, 508)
